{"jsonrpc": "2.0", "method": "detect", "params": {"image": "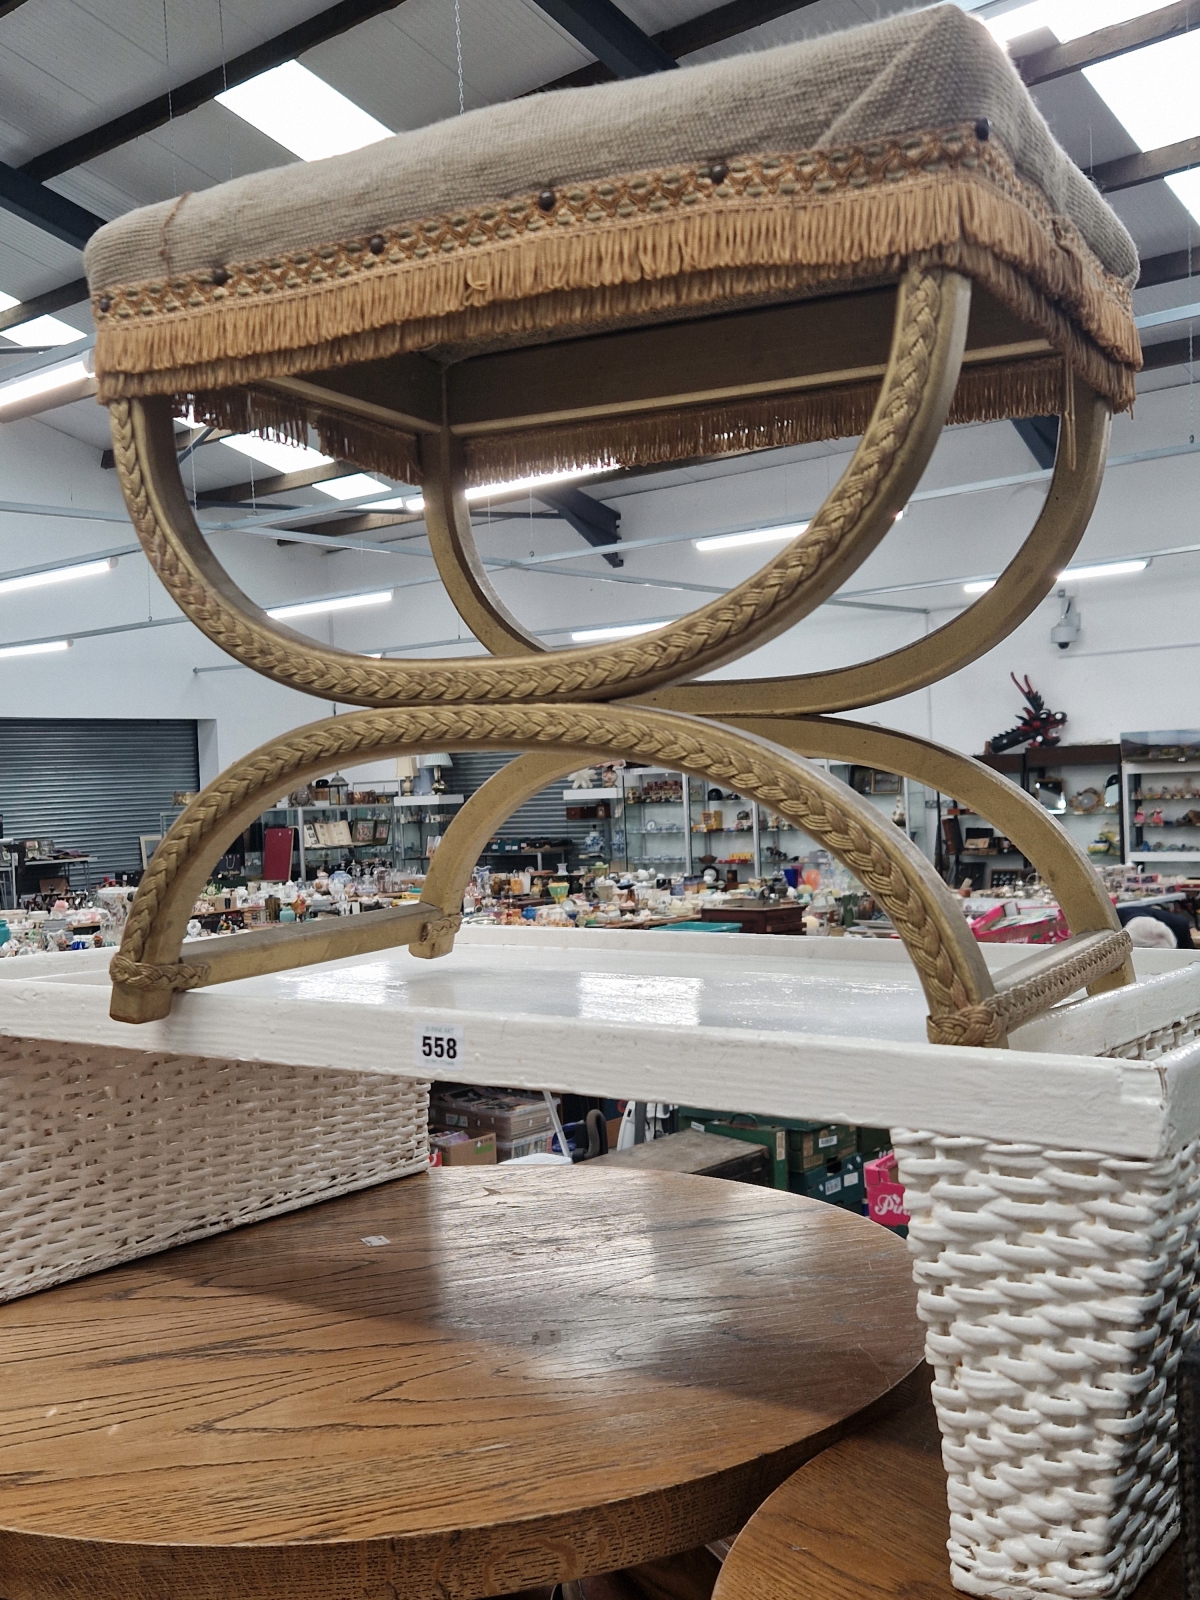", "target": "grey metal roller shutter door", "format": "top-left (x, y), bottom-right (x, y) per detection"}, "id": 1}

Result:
top-left (0, 719), bottom-right (199, 879)
top-left (452, 752), bottom-right (595, 851)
